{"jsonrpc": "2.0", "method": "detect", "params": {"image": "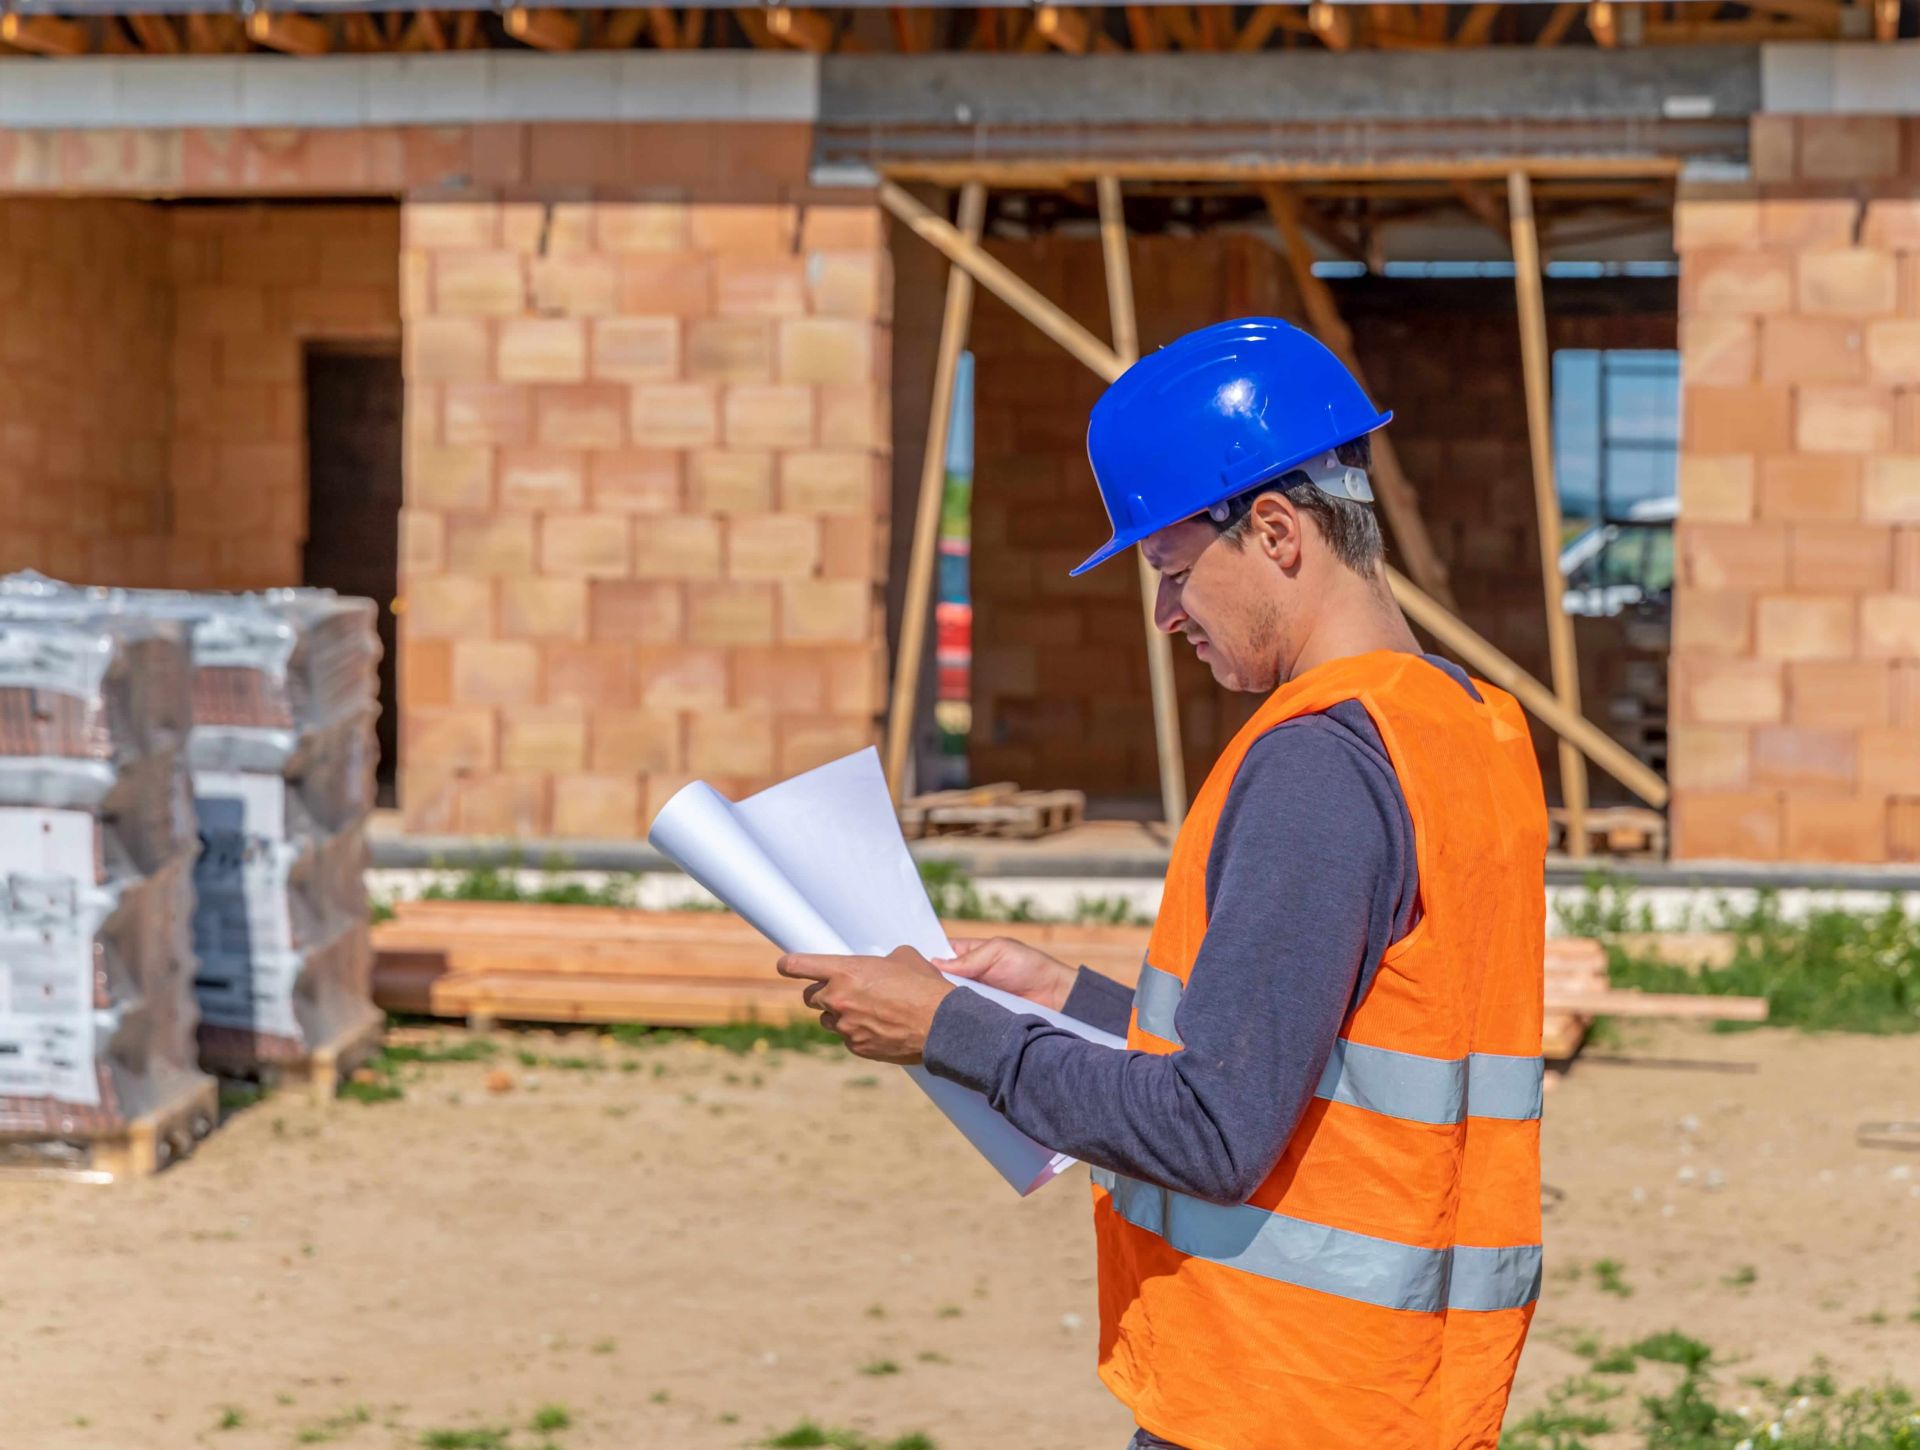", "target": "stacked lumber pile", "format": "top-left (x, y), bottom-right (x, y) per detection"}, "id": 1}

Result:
top-left (374, 902), bottom-right (1767, 1054)
top-left (0, 613), bottom-right (216, 1175)
top-left (899, 783), bottom-right (1085, 840)
top-left (373, 900), bottom-right (1146, 1027)
top-left (0, 574), bottom-right (383, 1090)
